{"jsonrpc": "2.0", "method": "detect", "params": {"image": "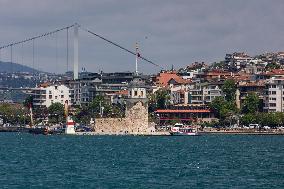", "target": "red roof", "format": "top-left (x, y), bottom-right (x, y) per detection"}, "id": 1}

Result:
top-left (156, 72), bottom-right (190, 86)
top-left (261, 69), bottom-right (284, 76)
top-left (38, 82), bottom-right (51, 88)
top-left (155, 109), bottom-right (211, 113)
top-left (115, 90), bottom-right (128, 95)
